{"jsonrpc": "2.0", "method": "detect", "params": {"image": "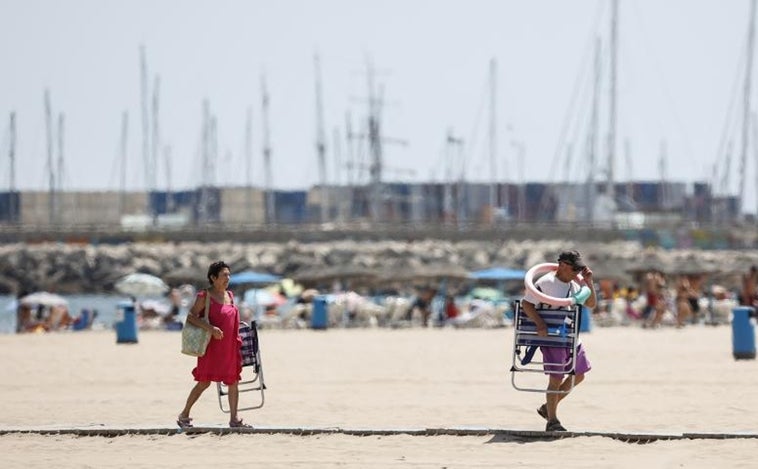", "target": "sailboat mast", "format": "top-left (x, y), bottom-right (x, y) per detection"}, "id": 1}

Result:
top-left (606, 0), bottom-right (618, 201)
top-left (57, 113), bottom-right (64, 195)
top-left (739, 0), bottom-right (756, 216)
top-left (119, 111), bottom-right (128, 215)
top-left (624, 138), bottom-right (633, 206)
top-left (164, 145), bottom-right (173, 213)
top-left (752, 112), bottom-right (758, 216)
top-left (261, 74), bottom-right (275, 224)
top-left (314, 53), bottom-right (328, 223)
top-left (152, 75), bottom-right (161, 194)
top-left (445, 129), bottom-right (462, 225)
top-left (139, 45), bottom-right (150, 195)
top-left (9, 112), bottom-right (15, 194)
top-left (345, 113), bottom-right (355, 187)
top-left (659, 140), bottom-right (668, 209)
top-left (210, 116), bottom-right (218, 187)
top-left (9, 112), bottom-right (16, 223)
top-left (586, 37), bottom-right (602, 223)
top-left (345, 112), bottom-right (354, 221)
top-left (366, 60), bottom-right (383, 223)
top-left (245, 106), bottom-right (253, 220)
top-left (44, 89), bottom-right (55, 224)
top-left (198, 99), bottom-right (211, 224)
top-left (333, 127), bottom-right (347, 222)
top-left (456, 135), bottom-right (466, 228)
top-left (488, 58), bottom-right (497, 223)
